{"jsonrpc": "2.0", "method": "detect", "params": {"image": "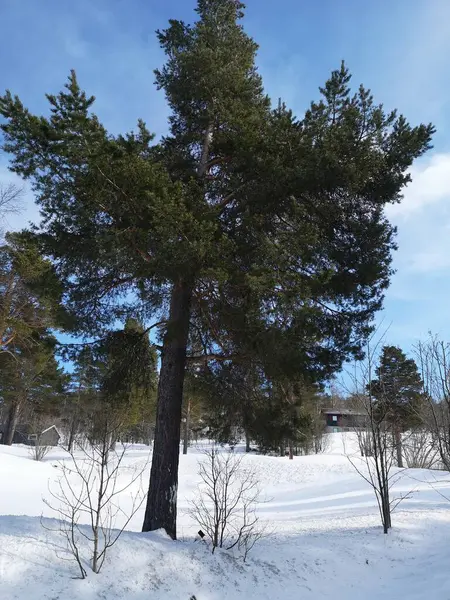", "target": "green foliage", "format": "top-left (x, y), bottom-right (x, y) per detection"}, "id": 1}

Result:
top-left (370, 345), bottom-right (425, 429)
top-left (197, 362), bottom-right (261, 445)
top-left (0, 329), bottom-right (68, 420)
top-left (65, 320), bottom-right (158, 439)
top-left (100, 319), bottom-right (158, 427)
top-left (0, 72), bottom-right (182, 332)
top-left (197, 360), bottom-right (322, 453)
top-left (0, 236), bottom-right (69, 442)
top-left (0, 235), bottom-right (67, 353)
top-left (248, 380), bottom-right (322, 454)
